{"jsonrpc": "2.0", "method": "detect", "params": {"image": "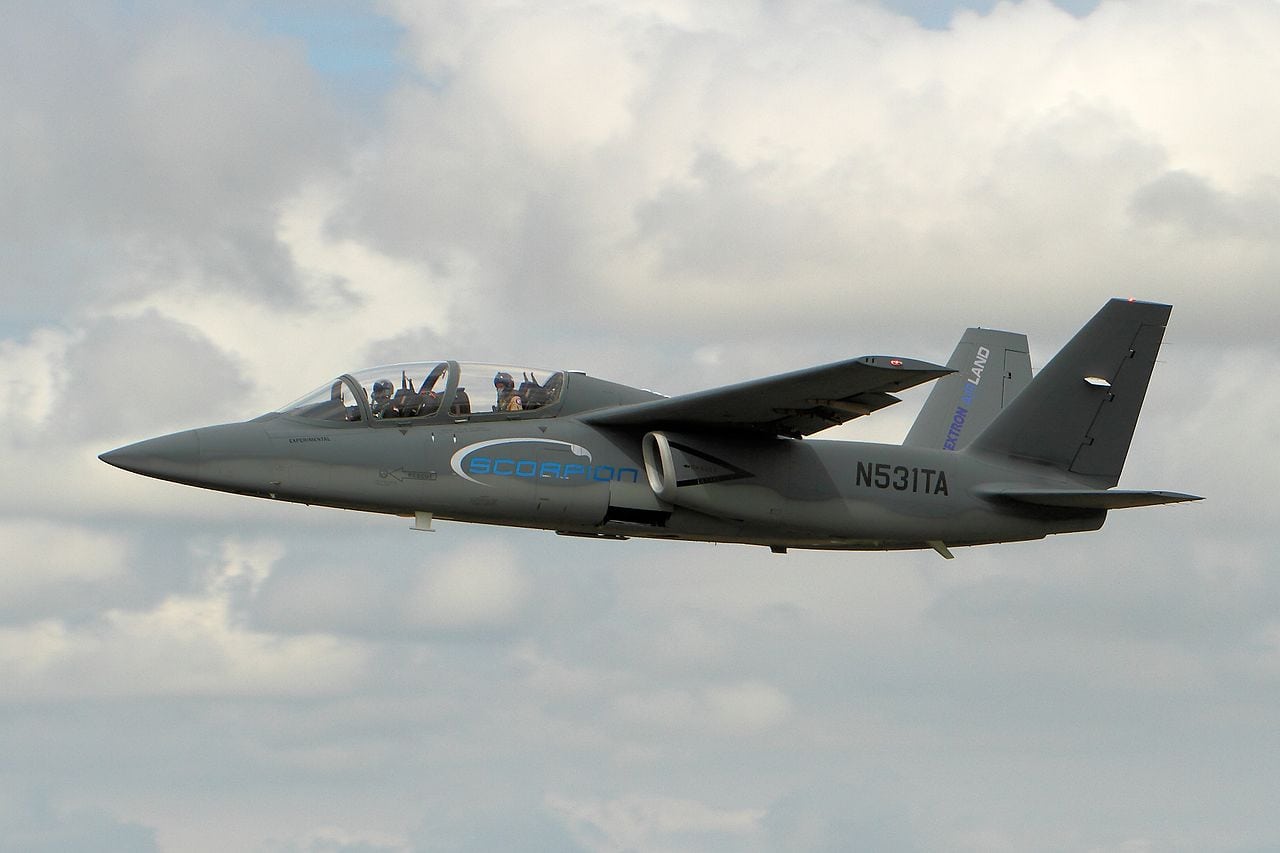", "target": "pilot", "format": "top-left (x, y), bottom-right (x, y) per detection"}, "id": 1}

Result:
top-left (493, 371), bottom-right (523, 412)
top-left (370, 378), bottom-right (394, 418)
